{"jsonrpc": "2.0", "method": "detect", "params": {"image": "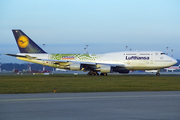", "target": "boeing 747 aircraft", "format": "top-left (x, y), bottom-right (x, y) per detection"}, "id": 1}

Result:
top-left (5, 30), bottom-right (177, 76)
